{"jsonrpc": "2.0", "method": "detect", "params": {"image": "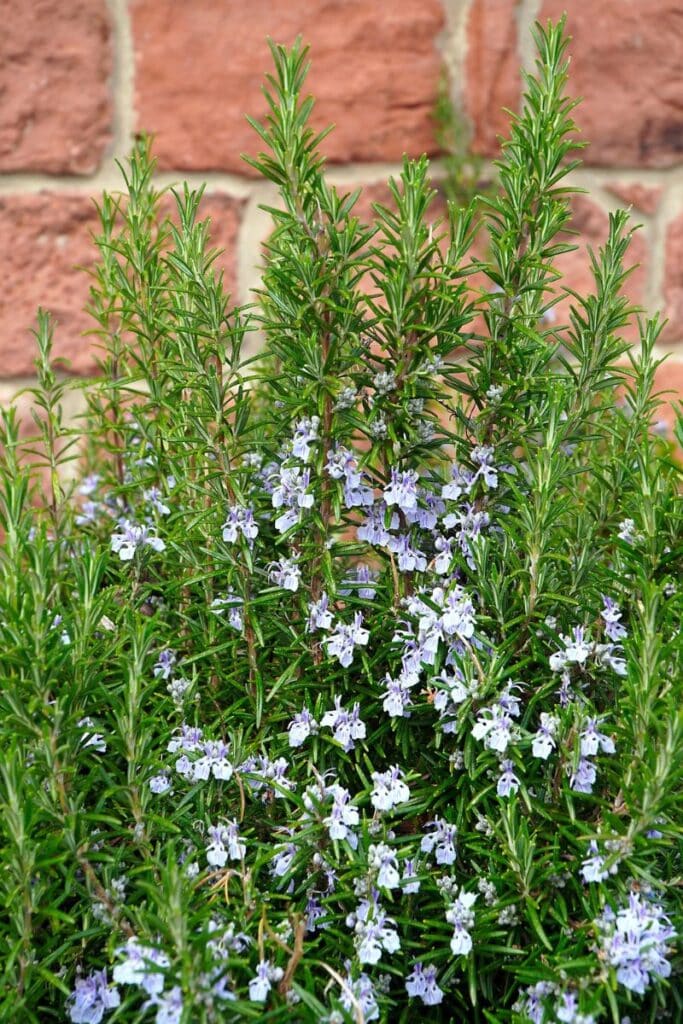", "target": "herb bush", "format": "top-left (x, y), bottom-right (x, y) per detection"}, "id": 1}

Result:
top-left (1, 19), bottom-right (681, 1024)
